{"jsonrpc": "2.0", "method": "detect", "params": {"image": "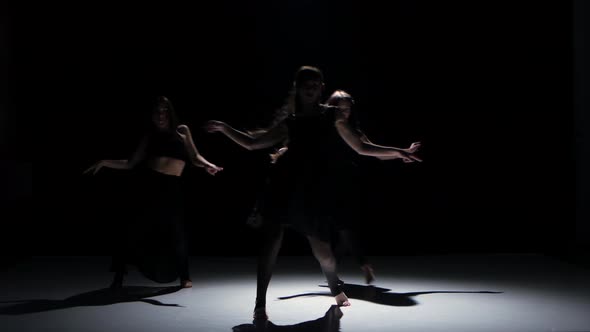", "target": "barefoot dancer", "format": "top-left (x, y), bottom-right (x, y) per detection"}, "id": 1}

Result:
top-left (206, 66), bottom-right (421, 319)
top-left (85, 96), bottom-right (222, 289)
